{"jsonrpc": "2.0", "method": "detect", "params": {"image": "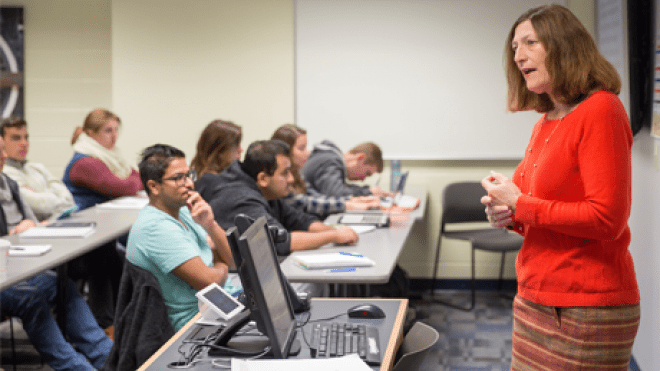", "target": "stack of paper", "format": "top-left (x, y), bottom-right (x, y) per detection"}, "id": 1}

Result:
top-left (292, 252), bottom-right (375, 270)
top-left (19, 222), bottom-right (96, 238)
top-left (231, 353), bottom-right (372, 371)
